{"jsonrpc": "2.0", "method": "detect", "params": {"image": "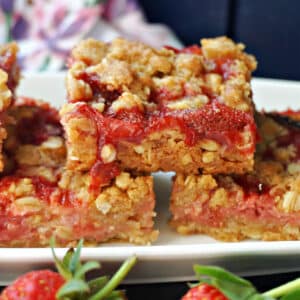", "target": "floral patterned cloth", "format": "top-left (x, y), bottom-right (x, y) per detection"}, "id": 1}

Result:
top-left (0, 0), bottom-right (182, 71)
